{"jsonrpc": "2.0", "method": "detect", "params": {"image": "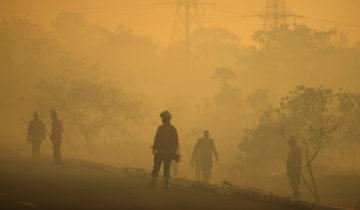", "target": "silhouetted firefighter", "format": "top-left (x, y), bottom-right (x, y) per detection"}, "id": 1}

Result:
top-left (287, 136), bottom-right (302, 199)
top-left (49, 110), bottom-right (64, 164)
top-left (148, 111), bottom-right (179, 188)
top-left (191, 130), bottom-right (218, 184)
top-left (27, 112), bottom-right (46, 159)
